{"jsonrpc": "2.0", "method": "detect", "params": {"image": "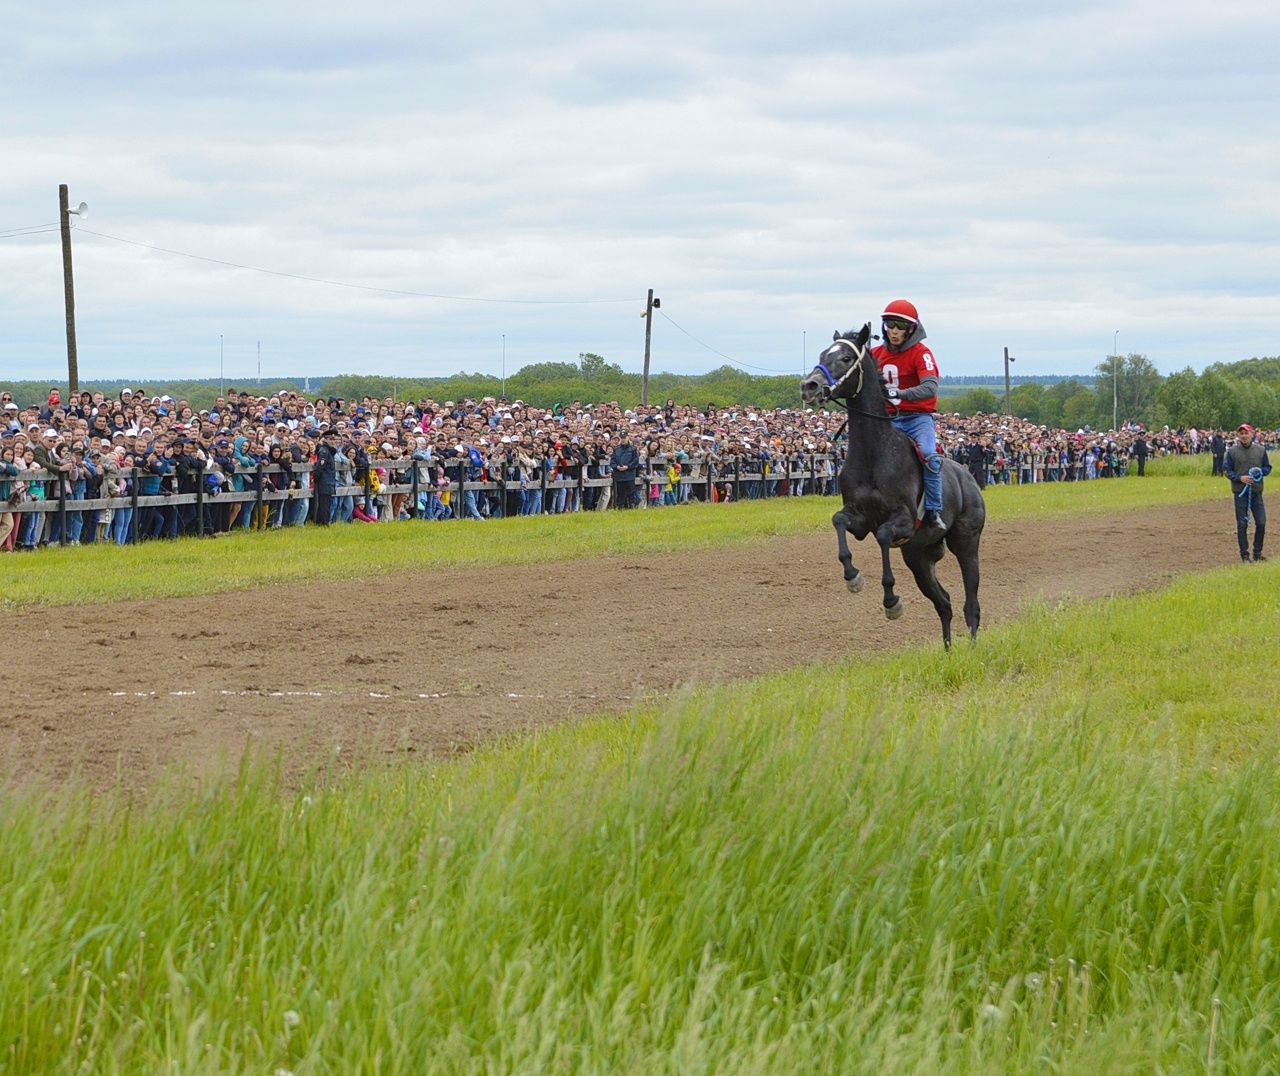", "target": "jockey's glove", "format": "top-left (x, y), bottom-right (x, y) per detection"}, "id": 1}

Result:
top-left (885, 386), bottom-right (901, 403)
